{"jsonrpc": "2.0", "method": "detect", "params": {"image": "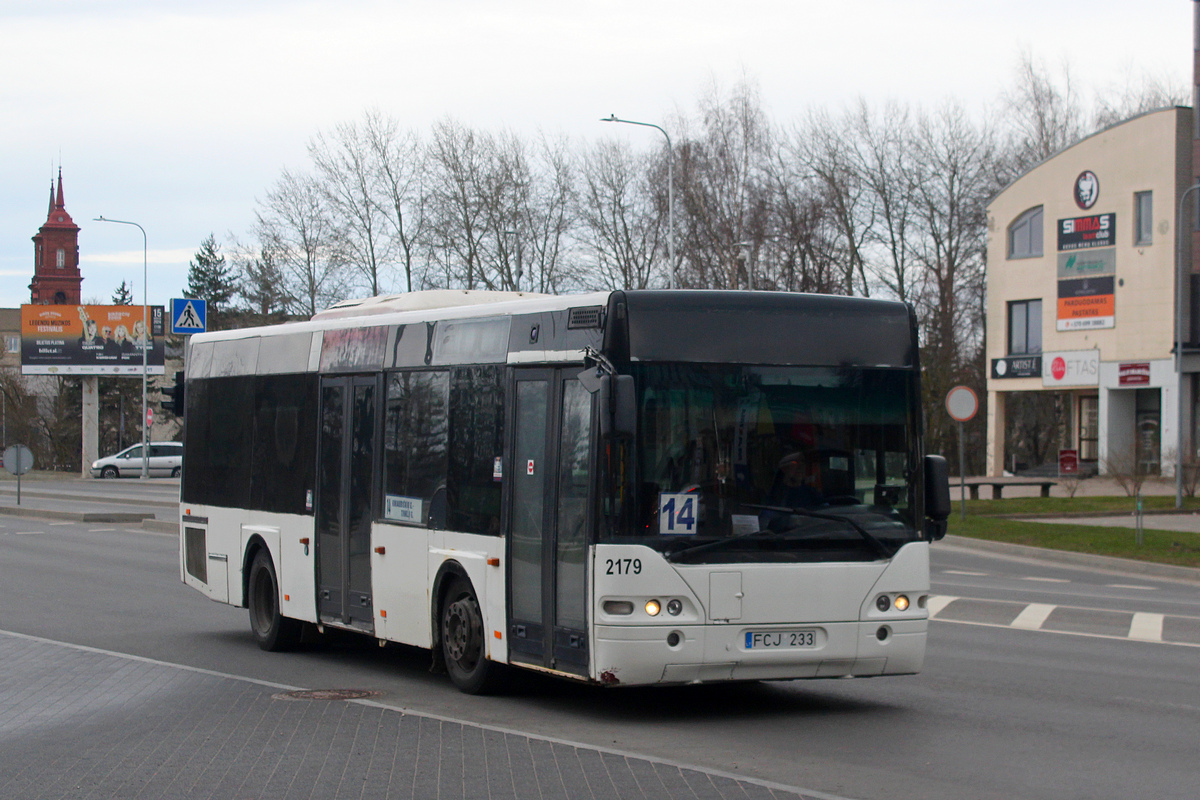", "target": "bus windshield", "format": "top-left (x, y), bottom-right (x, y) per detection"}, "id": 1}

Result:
top-left (611, 363), bottom-right (920, 563)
